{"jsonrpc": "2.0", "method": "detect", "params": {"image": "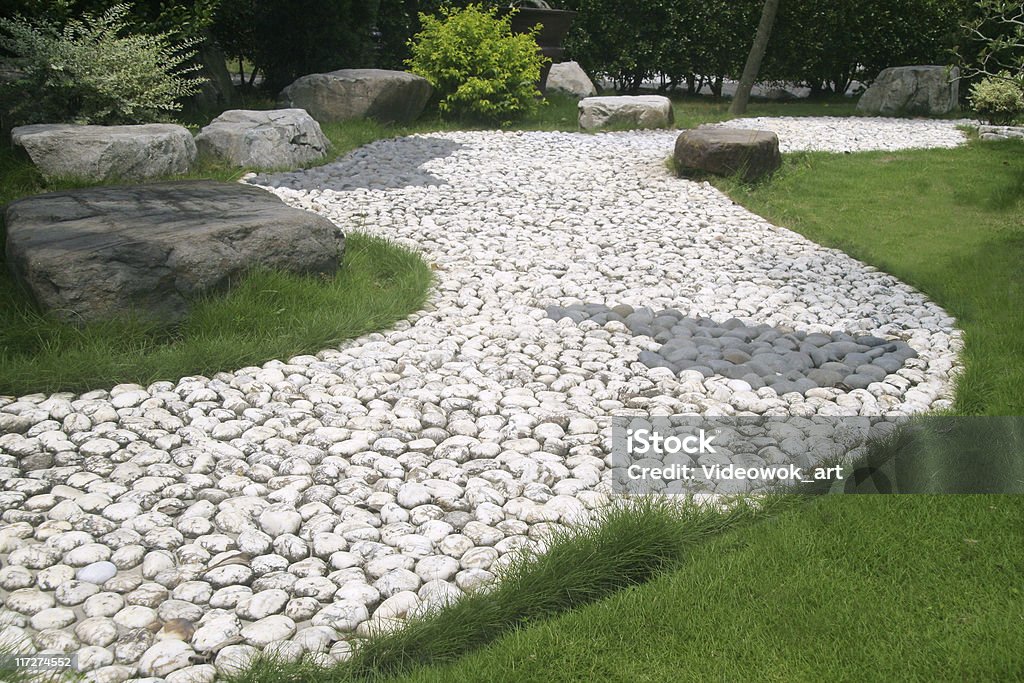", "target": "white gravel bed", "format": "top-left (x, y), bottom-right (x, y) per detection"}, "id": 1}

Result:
top-left (714, 115), bottom-right (972, 152)
top-left (0, 118), bottom-right (965, 681)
